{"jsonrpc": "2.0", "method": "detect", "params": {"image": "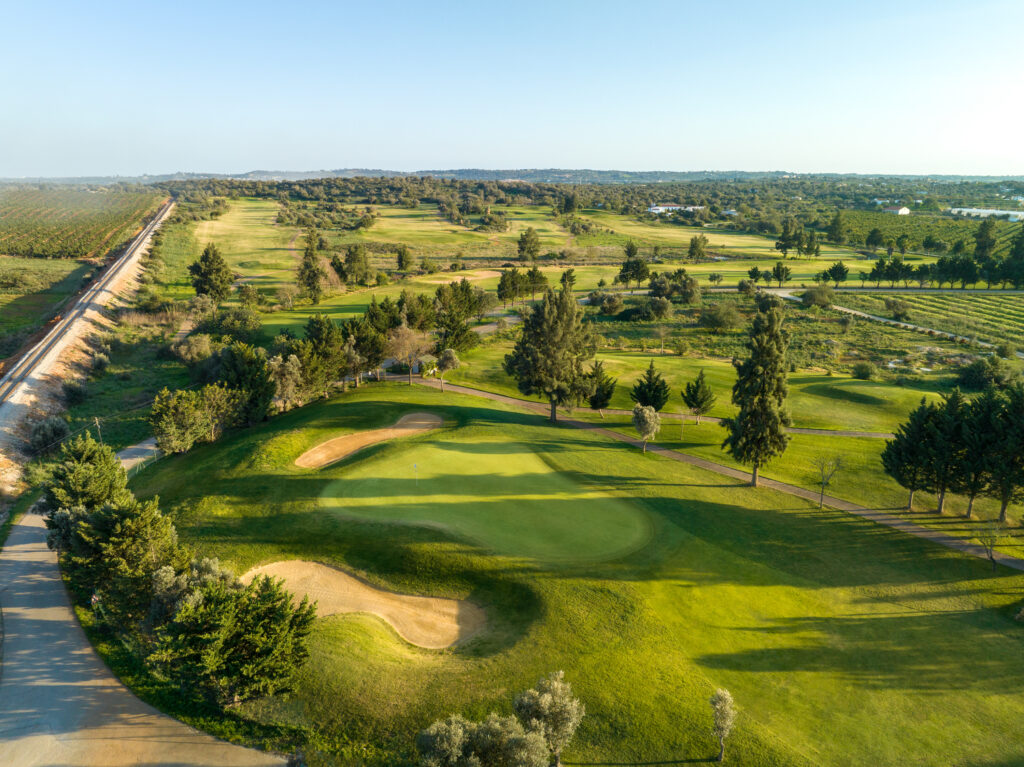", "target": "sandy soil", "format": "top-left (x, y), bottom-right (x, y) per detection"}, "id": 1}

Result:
top-left (241, 560), bottom-right (486, 649)
top-left (294, 412), bottom-right (441, 468)
top-left (422, 269), bottom-right (501, 284)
